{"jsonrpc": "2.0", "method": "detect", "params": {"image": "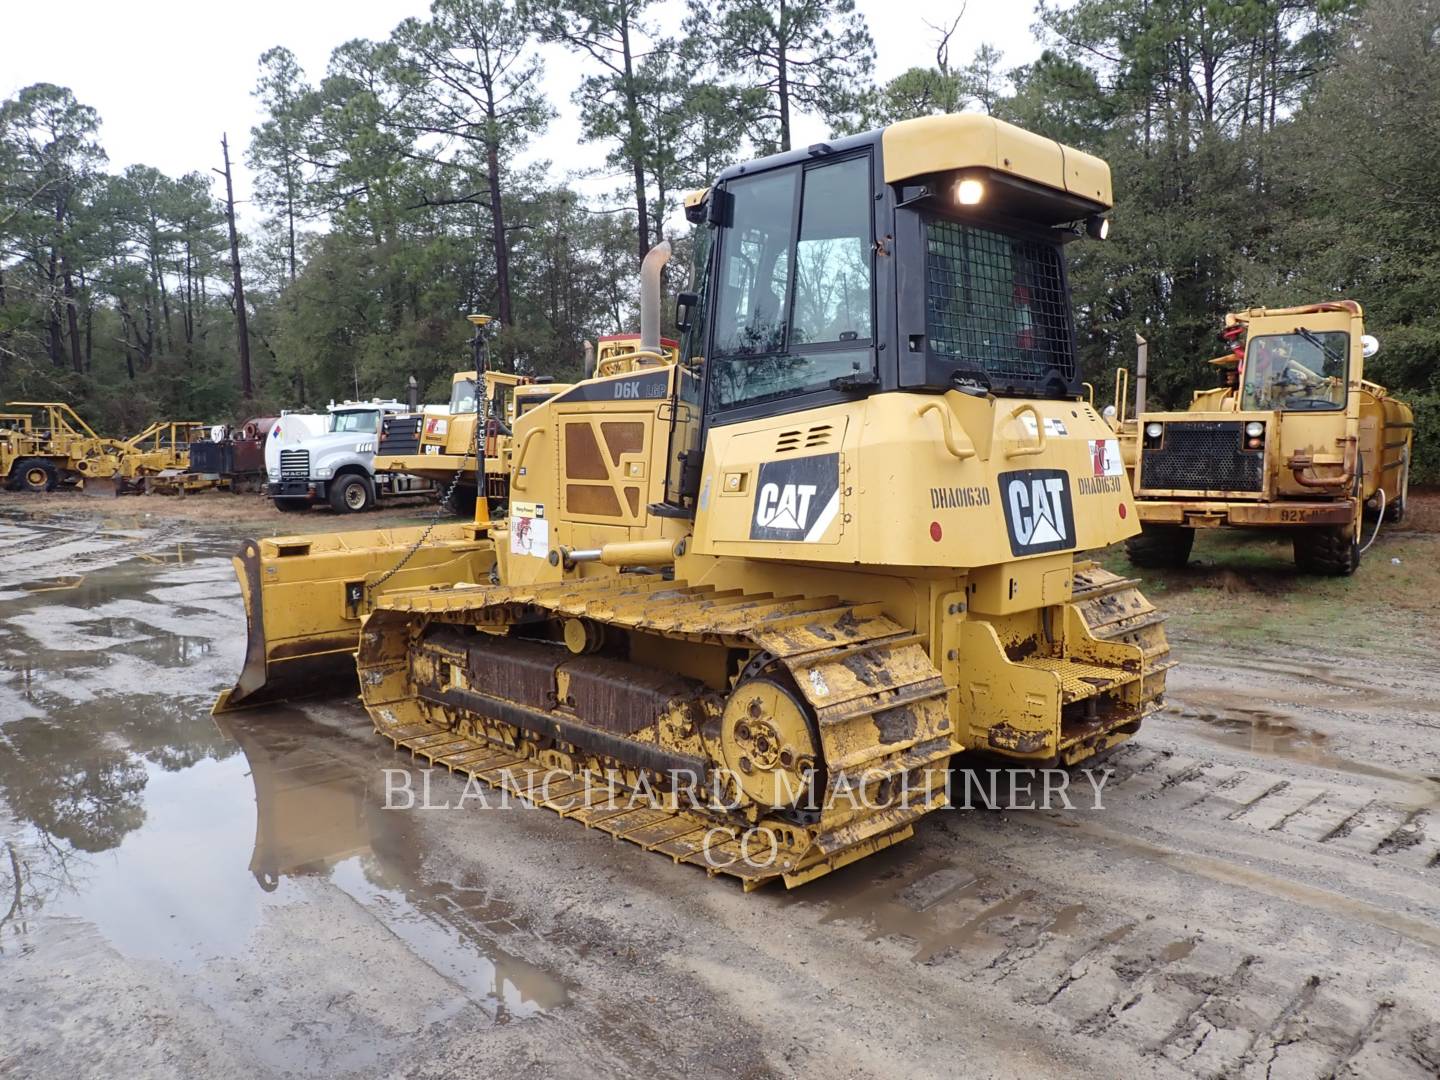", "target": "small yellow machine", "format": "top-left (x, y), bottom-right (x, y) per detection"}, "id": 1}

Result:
top-left (220, 113), bottom-right (1172, 889)
top-left (112, 420), bottom-right (211, 495)
top-left (1119, 302), bottom-right (1414, 574)
top-left (375, 369), bottom-right (534, 517)
top-left (375, 332), bottom-right (674, 516)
